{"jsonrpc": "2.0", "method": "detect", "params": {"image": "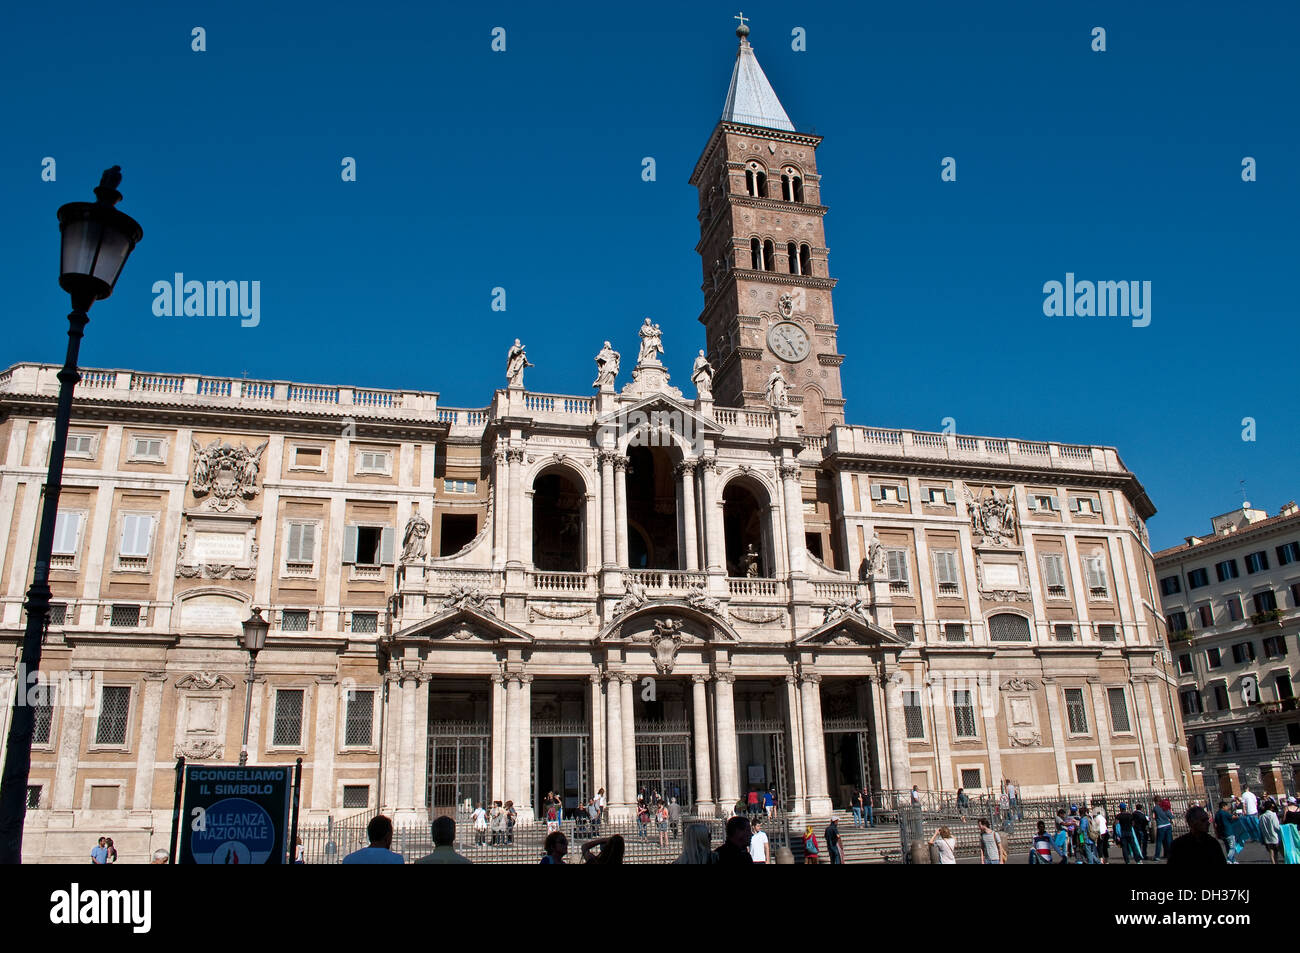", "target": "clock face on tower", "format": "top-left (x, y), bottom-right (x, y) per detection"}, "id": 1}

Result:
top-left (766, 321), bottom-right (810, 362)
